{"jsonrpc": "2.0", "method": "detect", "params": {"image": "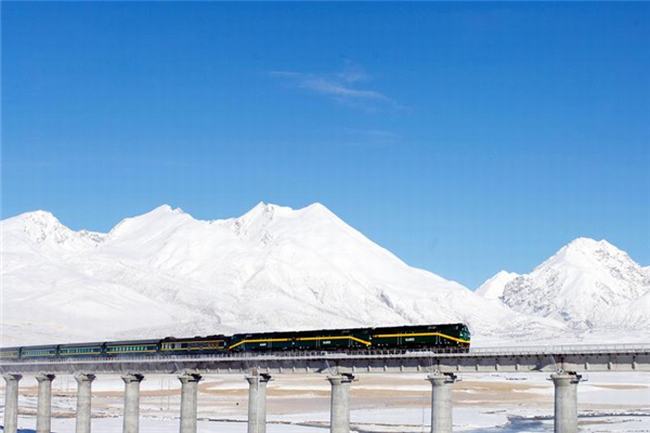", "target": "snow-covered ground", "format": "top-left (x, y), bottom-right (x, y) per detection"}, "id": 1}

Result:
top-left (1, 373), bottom-right (648, 433)
top-left (6, 409), bottom-right (650, 433)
